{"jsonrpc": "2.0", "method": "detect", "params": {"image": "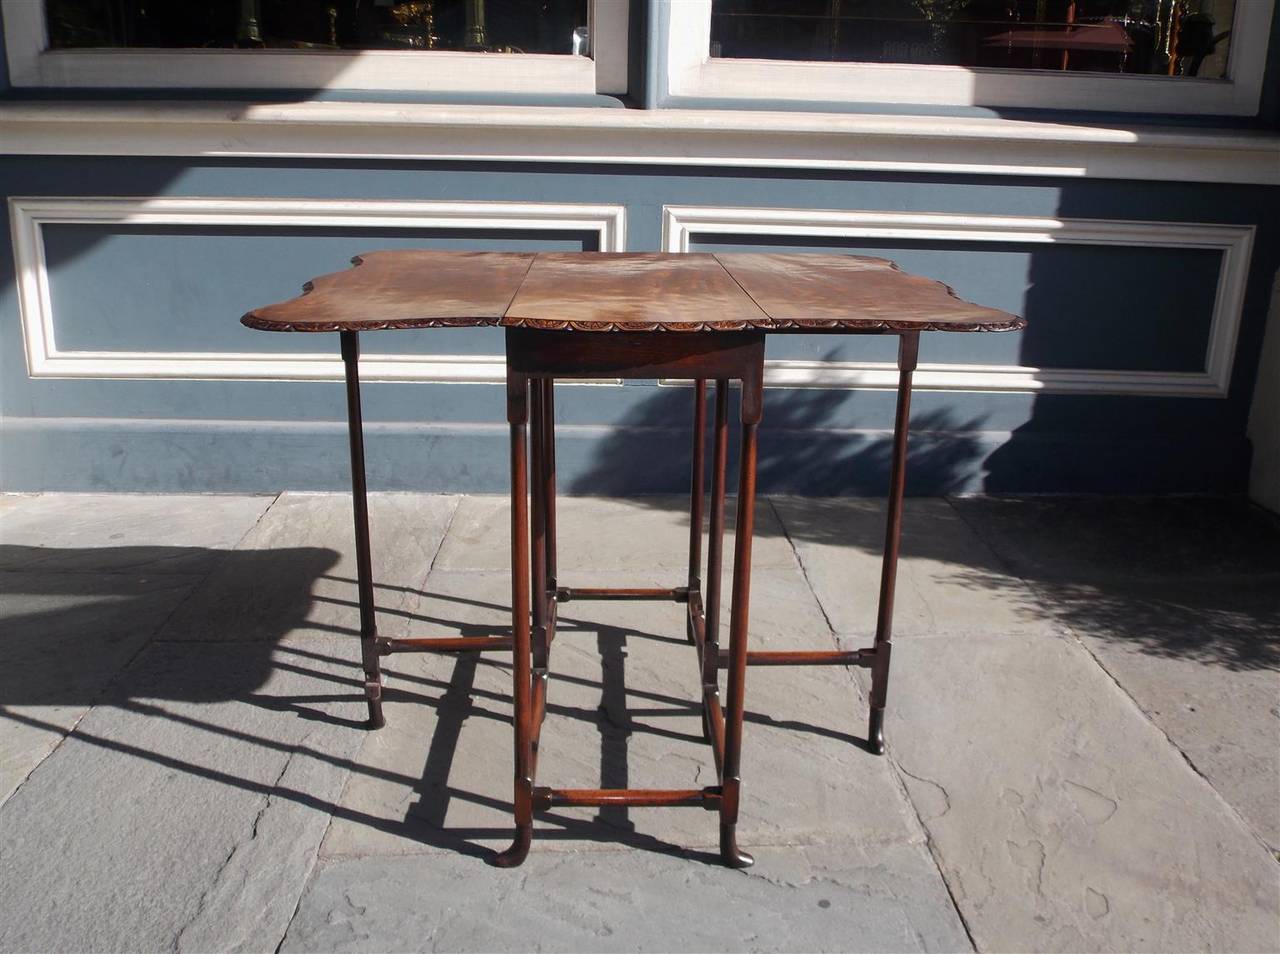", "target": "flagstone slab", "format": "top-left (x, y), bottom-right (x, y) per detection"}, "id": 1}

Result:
top-left (282, 841), bottom-right (971, 954)
top-left (0, 635), bottom-right (366, 954)
top-left (0, 494), bottom-right (273, 574)
top-left (951, 495), bottom-right (1280, 855)
top-left (0, 570), bottom-right (198, 807)
top-left (434, 496), bottom-right (798, 572)
top-left (160, 493), bottom-right (457, 641)
top-left (867, 633), bottom-right (1280, 954)
top-left (1049, 576), bottom-right (1279, 855)
top-left (321, 568), bottom-right (909, 861)
top-left (947, 495), bottom-right (1280, 584)
top-left (771, 497), bottom-right (1051, 639)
